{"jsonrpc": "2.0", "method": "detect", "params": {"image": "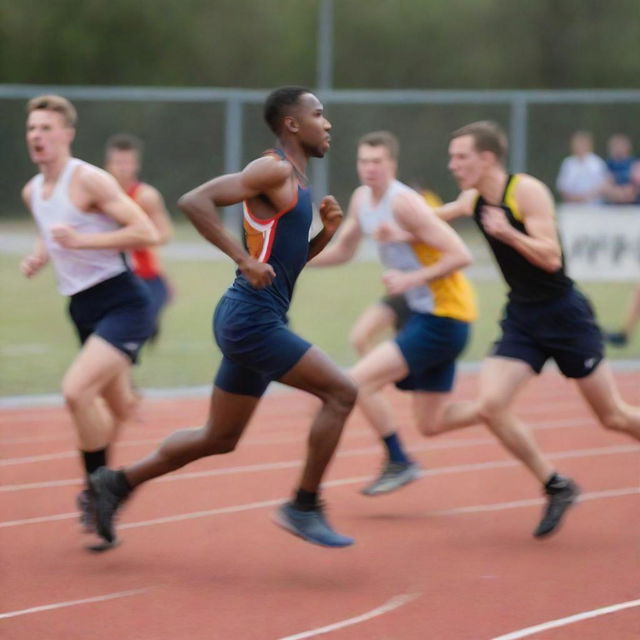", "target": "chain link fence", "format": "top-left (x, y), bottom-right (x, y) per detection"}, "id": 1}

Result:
top-left (2, 86), bottom-right (639, 221)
